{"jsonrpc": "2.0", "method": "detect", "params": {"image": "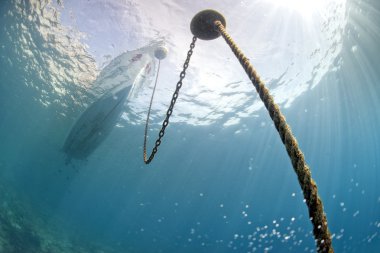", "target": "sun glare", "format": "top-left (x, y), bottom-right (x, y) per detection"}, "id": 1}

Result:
top-left (264, 0), bottom-right (339, 19)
